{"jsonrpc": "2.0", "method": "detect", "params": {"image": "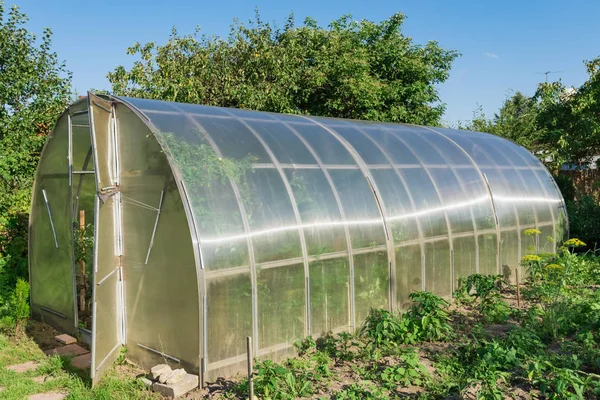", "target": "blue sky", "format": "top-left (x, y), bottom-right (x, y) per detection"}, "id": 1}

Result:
top-left (13, 0), bottom-right (600, 124)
